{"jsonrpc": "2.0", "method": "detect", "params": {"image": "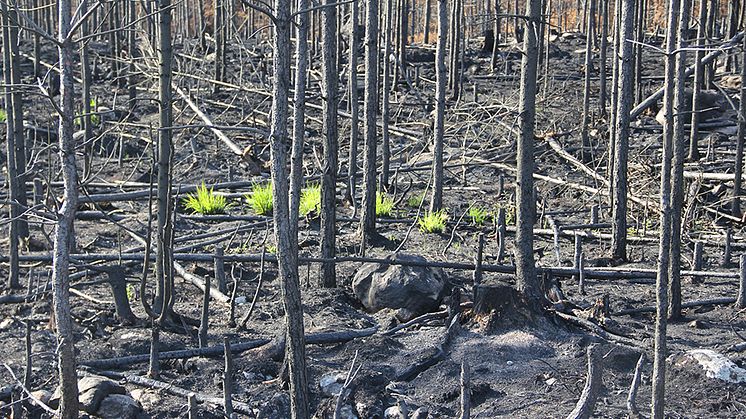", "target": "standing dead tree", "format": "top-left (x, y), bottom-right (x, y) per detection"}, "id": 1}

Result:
top-left (430, 0), bottom-right (447, 212)
top-left (652, 0), bottom-right (682, 413)
top-left (269, 0), bottom-right (311, 415)
top-left (611, 0), bottom-right (634, 262)
top-left (320, 0), bottom-right (339, 287)
top-left (54, 0), bottom-right (80, 415)
top-left (359, 0), bottom-right (380, 251)
top-left (668, 0), bottom-right (693, 321)
top-left (155, 0), bottom-right (176, 322)
top-left (515, 0), bottom-right (542, 304)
